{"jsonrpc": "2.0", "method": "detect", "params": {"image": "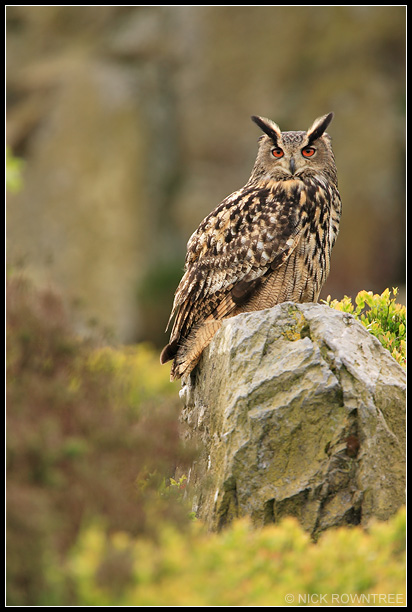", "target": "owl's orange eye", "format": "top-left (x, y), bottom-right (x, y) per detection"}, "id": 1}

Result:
top-left (271, 147), bottom-right (284, 158)
top-left (302, 147), bottom-right (316, 158)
